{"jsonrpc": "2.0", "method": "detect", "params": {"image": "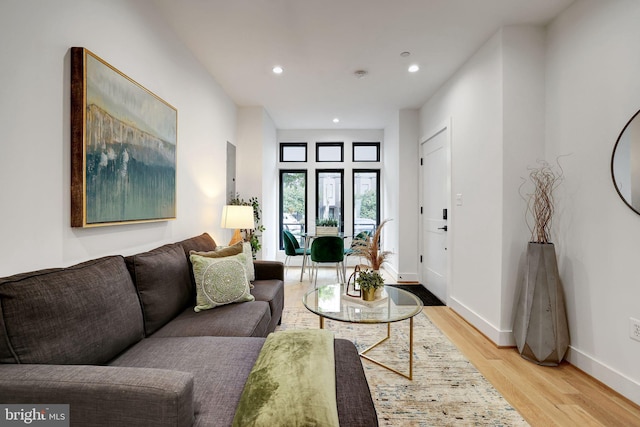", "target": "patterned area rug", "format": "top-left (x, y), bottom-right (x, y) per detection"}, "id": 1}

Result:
top-left (277, 308), bottom-right (528, 426)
